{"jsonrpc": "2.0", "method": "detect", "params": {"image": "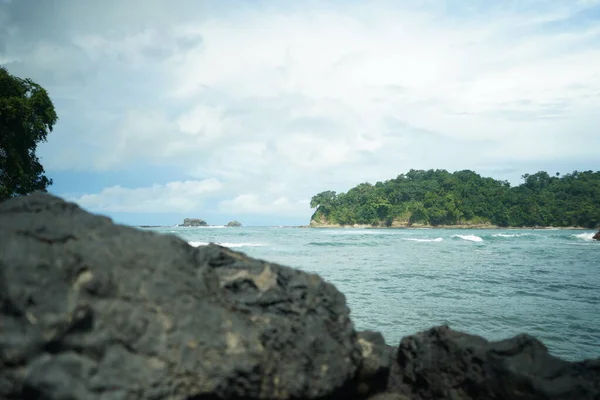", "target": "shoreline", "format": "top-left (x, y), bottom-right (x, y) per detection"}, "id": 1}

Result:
top-left (136, 224), bottom-right (593, 230)
top-left (306, 222), bottom-right (592, 230)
